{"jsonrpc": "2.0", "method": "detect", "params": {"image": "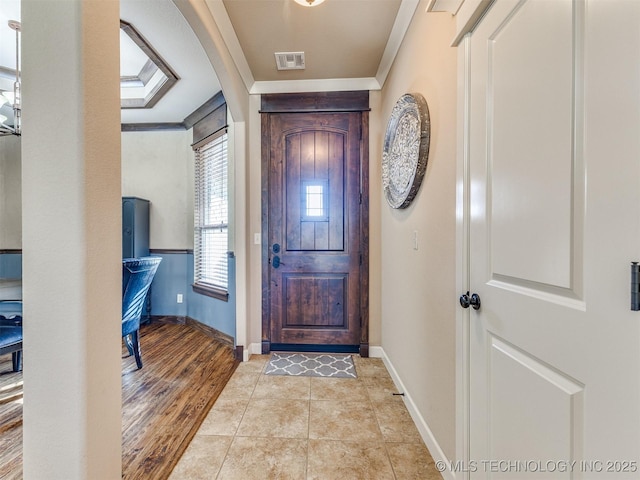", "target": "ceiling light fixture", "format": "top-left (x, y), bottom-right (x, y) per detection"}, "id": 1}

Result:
top-left (294, 0), bottom-right (326, 7)
top-left (0, 19), bottom-right (21, 137)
